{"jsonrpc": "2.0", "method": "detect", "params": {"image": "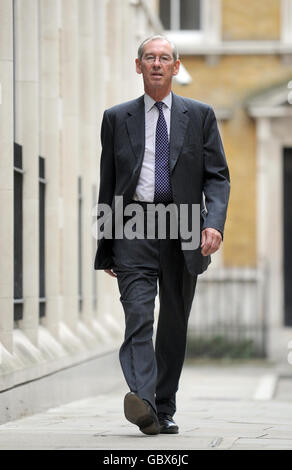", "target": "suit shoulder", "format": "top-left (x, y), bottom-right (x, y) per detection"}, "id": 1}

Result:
top-left (175, 95), bottom-right (217, 126)
top-left (104, 96), bottom-right (143, 118)
top-left (179, 96), bottom-right (213, 113)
